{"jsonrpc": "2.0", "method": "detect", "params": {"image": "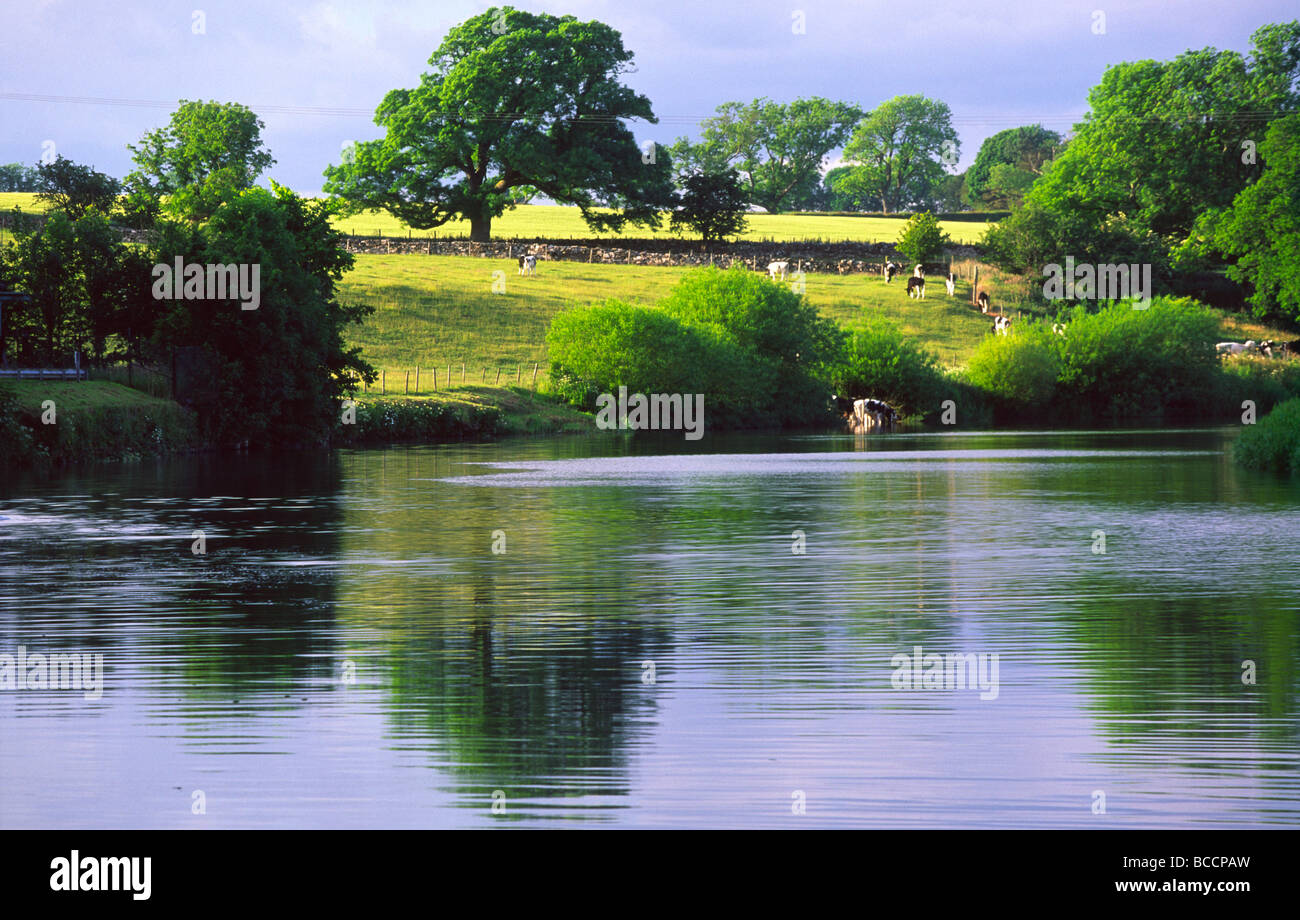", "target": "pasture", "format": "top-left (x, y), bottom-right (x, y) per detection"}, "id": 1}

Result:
top-left (341, 254), bottom-right (1023, 383)
top-left (0, 193), bottom-right (991, 244)
top-left (338, 253), bottom-right (1296, 391)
